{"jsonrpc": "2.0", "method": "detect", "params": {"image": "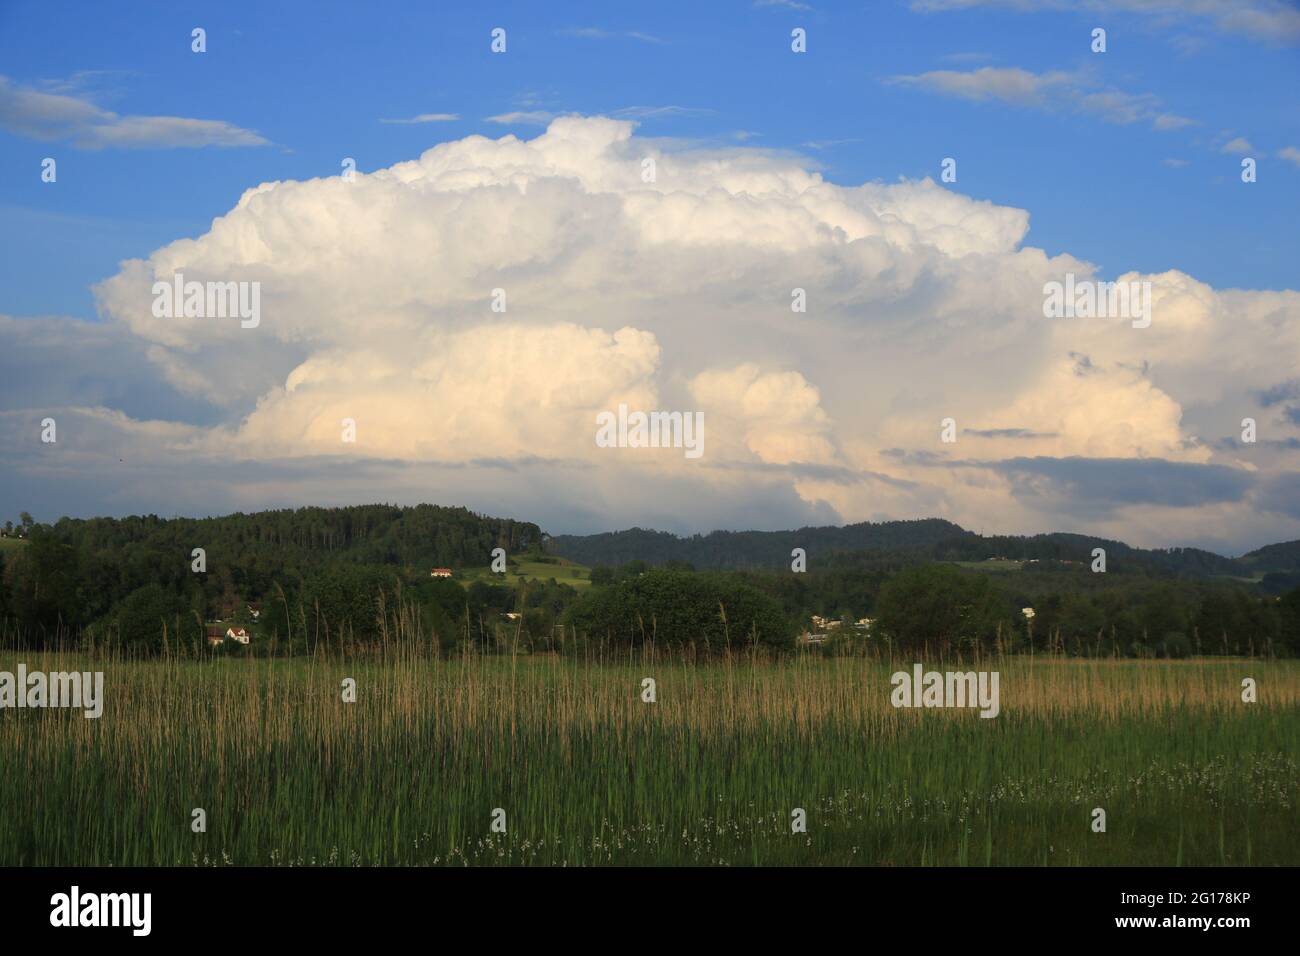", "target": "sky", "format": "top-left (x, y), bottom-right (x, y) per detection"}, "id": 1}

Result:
top-left (1, 0), bottom-right (1298, 553)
